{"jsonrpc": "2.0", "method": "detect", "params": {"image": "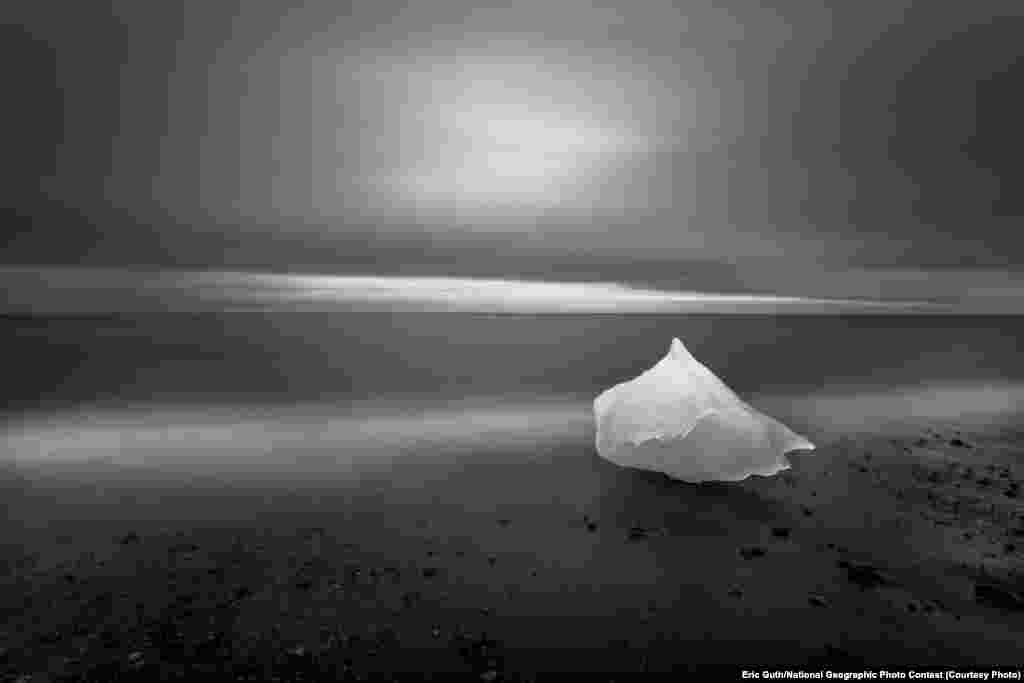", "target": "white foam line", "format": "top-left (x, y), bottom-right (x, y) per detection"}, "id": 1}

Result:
top-left (1, 399), bottom-right (593, 466)
top-left (0, 267), bottom-right (949, 314)
top-left (4, 383), bottom-right (1021, 468)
